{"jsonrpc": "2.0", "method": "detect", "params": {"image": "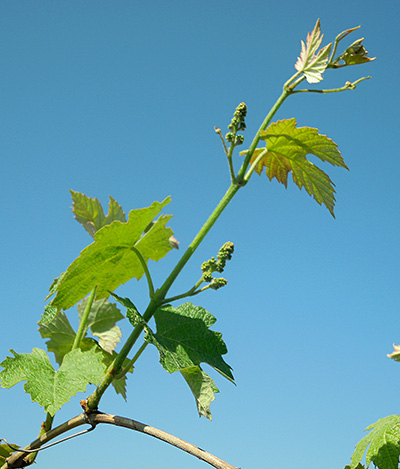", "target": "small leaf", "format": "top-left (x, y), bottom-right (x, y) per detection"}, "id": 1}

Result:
top-left (295, 19), bottom-right (332, 83)
top-left (78, 298), bottom-right (124, 353)
top-left (70, 190), bottom-right (126, 237)
top-left (350, 415), bottom-right (400, 469)
top-left (387, 344), bottom-right (400, 362)
top-left (50, 198), bottom-right (173, 310)
top-left (180, 366), bottom-right (219, 420)
top-left (242, 118), bottom-right (348, 216)
top-left (333, 39), bottom-right (376, 67)
top-left (0, 348), bottom-right (105, 416)
top-left (146, 302), bottom-right (234, 382)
